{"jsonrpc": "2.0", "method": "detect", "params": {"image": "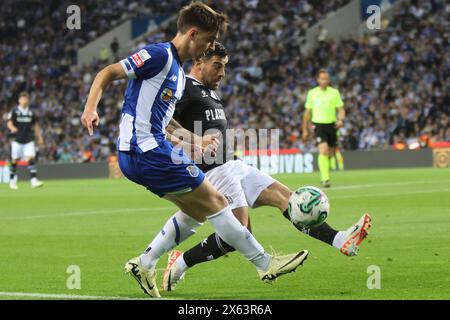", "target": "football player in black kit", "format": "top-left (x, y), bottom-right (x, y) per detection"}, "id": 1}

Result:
top-left (162, 43), bottom-right (372, 291)
top-left (6, 92), bottom-right (44, 189)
